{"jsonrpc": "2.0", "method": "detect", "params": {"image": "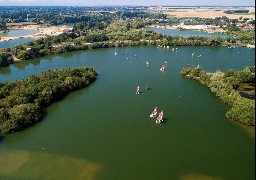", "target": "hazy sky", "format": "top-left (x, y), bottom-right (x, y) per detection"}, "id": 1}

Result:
top-left (0, 0), bottom-right (254, 6)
